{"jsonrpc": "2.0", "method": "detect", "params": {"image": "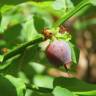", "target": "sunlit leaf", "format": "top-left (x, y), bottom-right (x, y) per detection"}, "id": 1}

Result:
top-left (0, 5), bottom-right (14, 14)
top-left (52, 0), bottom-right (66, 10)
top-left (33, 75), bottom-right (54, 89)
top-left (20, 17), bottom-right (38, 41)
top-left (5, 75), bottom-right (26, 96)
top-left (0, 16), bottom-right (10, 33)
top-left (0, 55), bottom-right (4, 62)
top-left (90, 0), bottom-right (96, 6)
top-left (52, 86), bottom-right (74, 96)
